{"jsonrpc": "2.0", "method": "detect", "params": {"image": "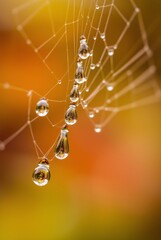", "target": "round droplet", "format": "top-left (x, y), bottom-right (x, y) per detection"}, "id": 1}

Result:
top-left (93, 36), bottom-right (96, 41)
top-left (96, 62), bottom-right (101, 68)
top-left (100, 33), bottom-right (105, 39)
top-left (89, 111), bottom-right (95, 118)
top-left (108, 48), bottom-right (114, 56)
top-left (94, 126), bottom-right (102, 133)
top-left (90, 64), bottom-right (96, 70)
top-left (107, 85), bottom-right (114, 91)
top-left (90, 50), bottom-right (93, 57)
top-left (82, 100), bottom-right (88, 109)
top-left (58, 80), bottom-right (62, 85)
top-left (36, 99), bottom-right (49, 117)
top-left (96, 5), bottom-right (99, 10)
top-left (32, 160), bottom-right (50, 186)
top-left (65, 104), bottom-right (78, 125)
top-left (86, 88), bottom-right (89, 92)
